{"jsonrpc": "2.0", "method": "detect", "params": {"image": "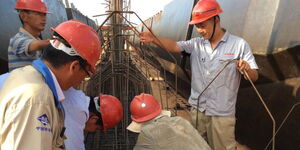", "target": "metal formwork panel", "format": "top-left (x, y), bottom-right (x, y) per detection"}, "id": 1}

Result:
top-left (152, 0), bottom-right (193, 41)
top-left (86, 17), bottom-right (98, 30)
top-left (270, 0), bottom-right (300, 53)
top-left (66, 8), bottom-right (88, 24)
top-left (0, 0), bottom-right (20, 73)
top-left (150, 0), bottom-right (194, 63)
top-left (0, 0), bottom-right (22, 62)
top-left (66, 8), bottom-right (98, 30)
top-left (42, 0), bottom-right (68, 39)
